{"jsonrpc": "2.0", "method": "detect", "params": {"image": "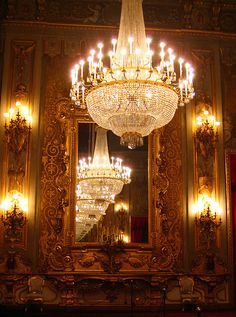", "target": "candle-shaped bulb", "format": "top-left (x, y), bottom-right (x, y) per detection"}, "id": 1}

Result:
top-left (178, 57), bottom-right (184, 77)
top-left (79, 60), bottom-right (85, 80)
top-left (160, 42), bottom-right (166, 49)
top-left (146, 37), bottom-right (152, 48)
top-left (185, 62), bottom-right (190, 80)
top-left (112, 38), bottom-right (117, 54)
top-left (128, 36), bottom-right (134, 54)
top-left (121, 48), bottom-right (126, 67)
top-left (90, 49), bottom-right (96, 56)
top-left (71, 69), bottom-right (76, 85)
